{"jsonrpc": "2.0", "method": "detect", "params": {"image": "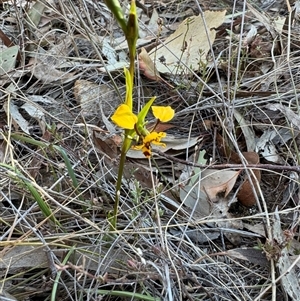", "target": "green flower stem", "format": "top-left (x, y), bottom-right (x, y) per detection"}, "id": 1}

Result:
top-left (127, 0), bottom-right (138, 85)
top-left (109, 134), bottom-right (132, 231)
top-left (128, 47), bottom-right (135, 87)
top-left (106, 0), bottom-right (138, 231)
top-left (104, 0), bottom-right (127, 34)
